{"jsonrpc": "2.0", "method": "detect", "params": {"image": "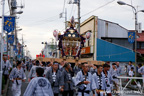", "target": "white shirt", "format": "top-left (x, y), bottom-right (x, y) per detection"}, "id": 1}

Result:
top-left (129, 70), bottom-right (134, 77)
